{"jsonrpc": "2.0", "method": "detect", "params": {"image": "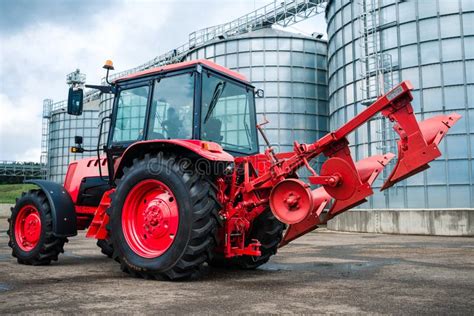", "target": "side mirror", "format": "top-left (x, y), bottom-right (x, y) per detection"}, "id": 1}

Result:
top-left (67, 87), bottom-right (83, 115)
top-left (74, 136), bottom-right (83, 145)
top-left (255, 89), bottom-right (264, 98)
